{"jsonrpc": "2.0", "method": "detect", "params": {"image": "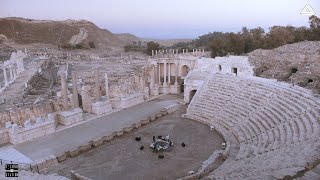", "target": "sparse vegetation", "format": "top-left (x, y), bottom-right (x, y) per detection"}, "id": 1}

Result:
top-left (124, 44), bottom-right (145, 52)
top-left (146, 41), bottom-right (160, 55)
top-left (172, 15), bottom-right (320, 58)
